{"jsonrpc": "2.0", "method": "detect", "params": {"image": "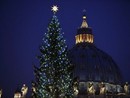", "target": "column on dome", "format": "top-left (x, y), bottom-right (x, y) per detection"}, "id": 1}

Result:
top-left (75, 34), bottom-right (93, 44)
